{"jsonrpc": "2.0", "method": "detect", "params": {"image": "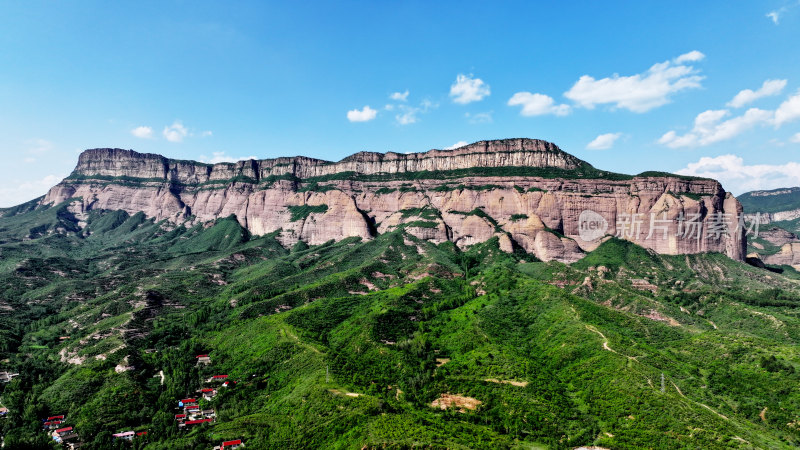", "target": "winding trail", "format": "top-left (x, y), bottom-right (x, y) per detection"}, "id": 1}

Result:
top-left (672, 381), bottom-right (728, 420)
